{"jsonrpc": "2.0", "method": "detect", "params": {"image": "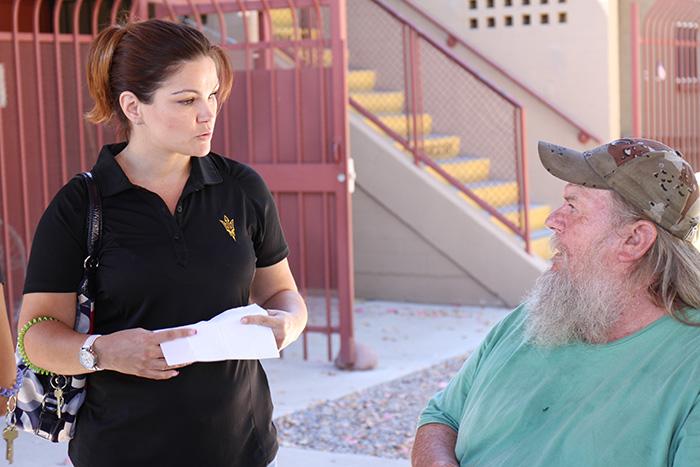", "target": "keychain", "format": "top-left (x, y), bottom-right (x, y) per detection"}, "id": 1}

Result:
top-left (3, 395), bottom-right (18, 464)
